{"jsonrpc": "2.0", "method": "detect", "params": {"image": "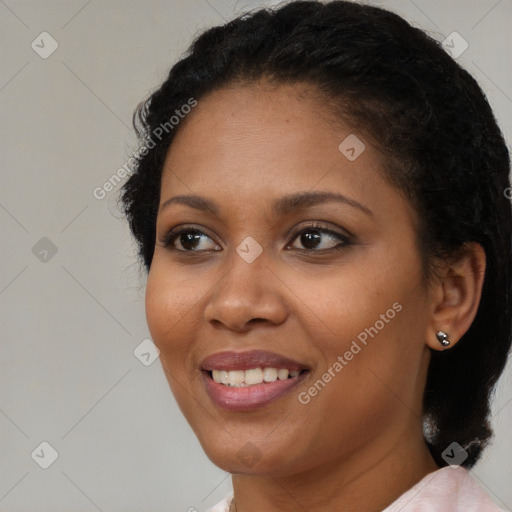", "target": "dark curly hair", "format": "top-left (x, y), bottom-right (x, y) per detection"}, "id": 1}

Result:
top-left (119, 0), bottom-right (512, 469)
